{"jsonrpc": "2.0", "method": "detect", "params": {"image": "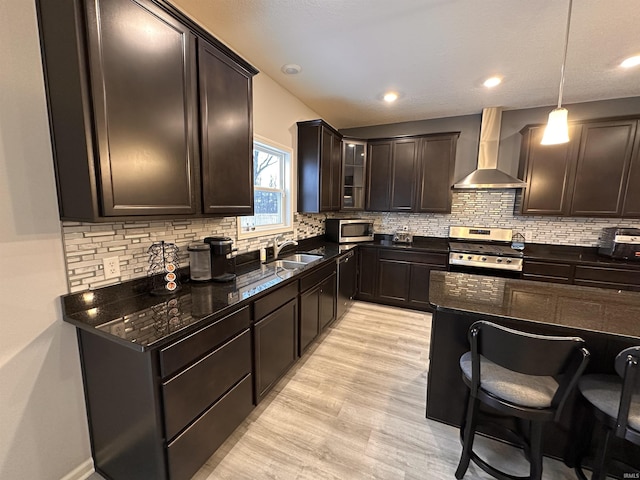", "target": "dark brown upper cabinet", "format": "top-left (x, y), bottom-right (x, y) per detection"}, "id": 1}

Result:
top-left (366, 133), bottom-right (458, 213)
top-left (297, 120), bottom-right (342, 213)
top-left (570, 120), bottom-right (636, 216)
top-left (518, 124), bottom-right (581, 216)
top-left (341, 139), bottom-right (367, 210)
top-left (367, 138), bottom-right (418, 211)
top-left (415, 133), bottom-right (459, 213)
top-left (198, 39), bottom-right (254, 215)
top-left (623, 121), bottom-right (640, 216)
top-left (36, 0), bottom-right (257, 222)
top-left (519, 117), bottom-right (639, 218)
